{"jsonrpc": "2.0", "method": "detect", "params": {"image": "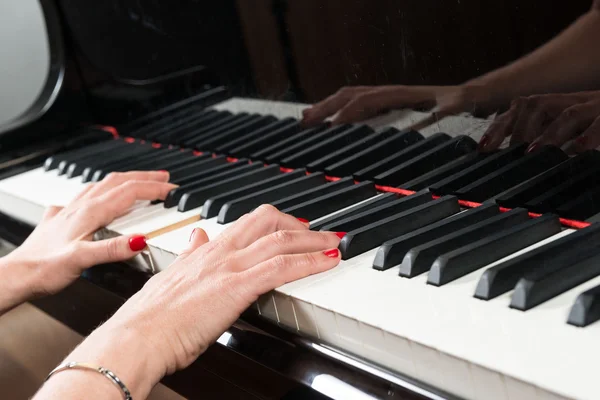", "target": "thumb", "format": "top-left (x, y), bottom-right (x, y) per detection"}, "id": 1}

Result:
top-left (76, 234), bottom-right (148, 266)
